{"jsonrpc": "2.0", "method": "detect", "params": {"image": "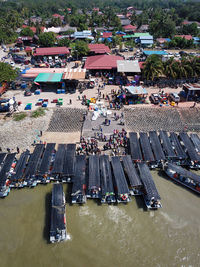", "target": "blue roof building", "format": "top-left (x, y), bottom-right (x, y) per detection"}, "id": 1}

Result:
top-left (193, 37), bottom-right (200, 45)
top-left (138, 35), bottom-right (154, 47)
top-left (72, 30), bottom-right (94, 40)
